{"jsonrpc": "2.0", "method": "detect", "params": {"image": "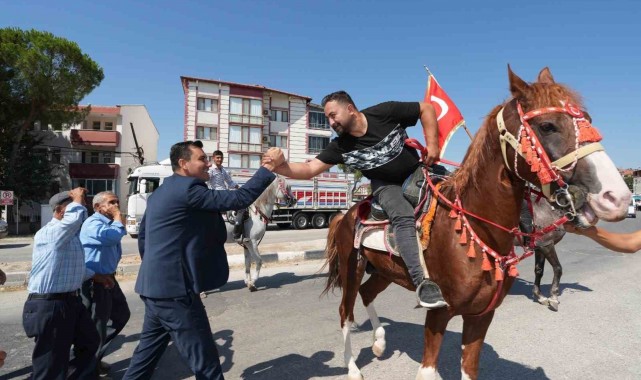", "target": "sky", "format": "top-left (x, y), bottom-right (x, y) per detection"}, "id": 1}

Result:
top-left (2, 0), bottom-right (641, 168)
